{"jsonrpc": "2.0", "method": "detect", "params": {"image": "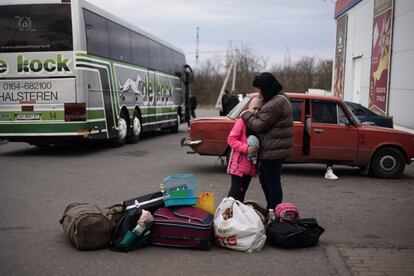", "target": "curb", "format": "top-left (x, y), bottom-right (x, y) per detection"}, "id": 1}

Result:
top-left (326, 245), bottom-right (352, 276)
